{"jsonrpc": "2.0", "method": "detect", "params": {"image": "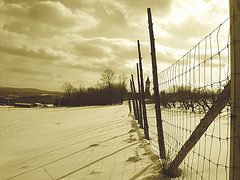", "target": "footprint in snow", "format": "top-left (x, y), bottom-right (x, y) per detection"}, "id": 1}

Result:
top-left (89, 169), bottom-right (102, 174)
